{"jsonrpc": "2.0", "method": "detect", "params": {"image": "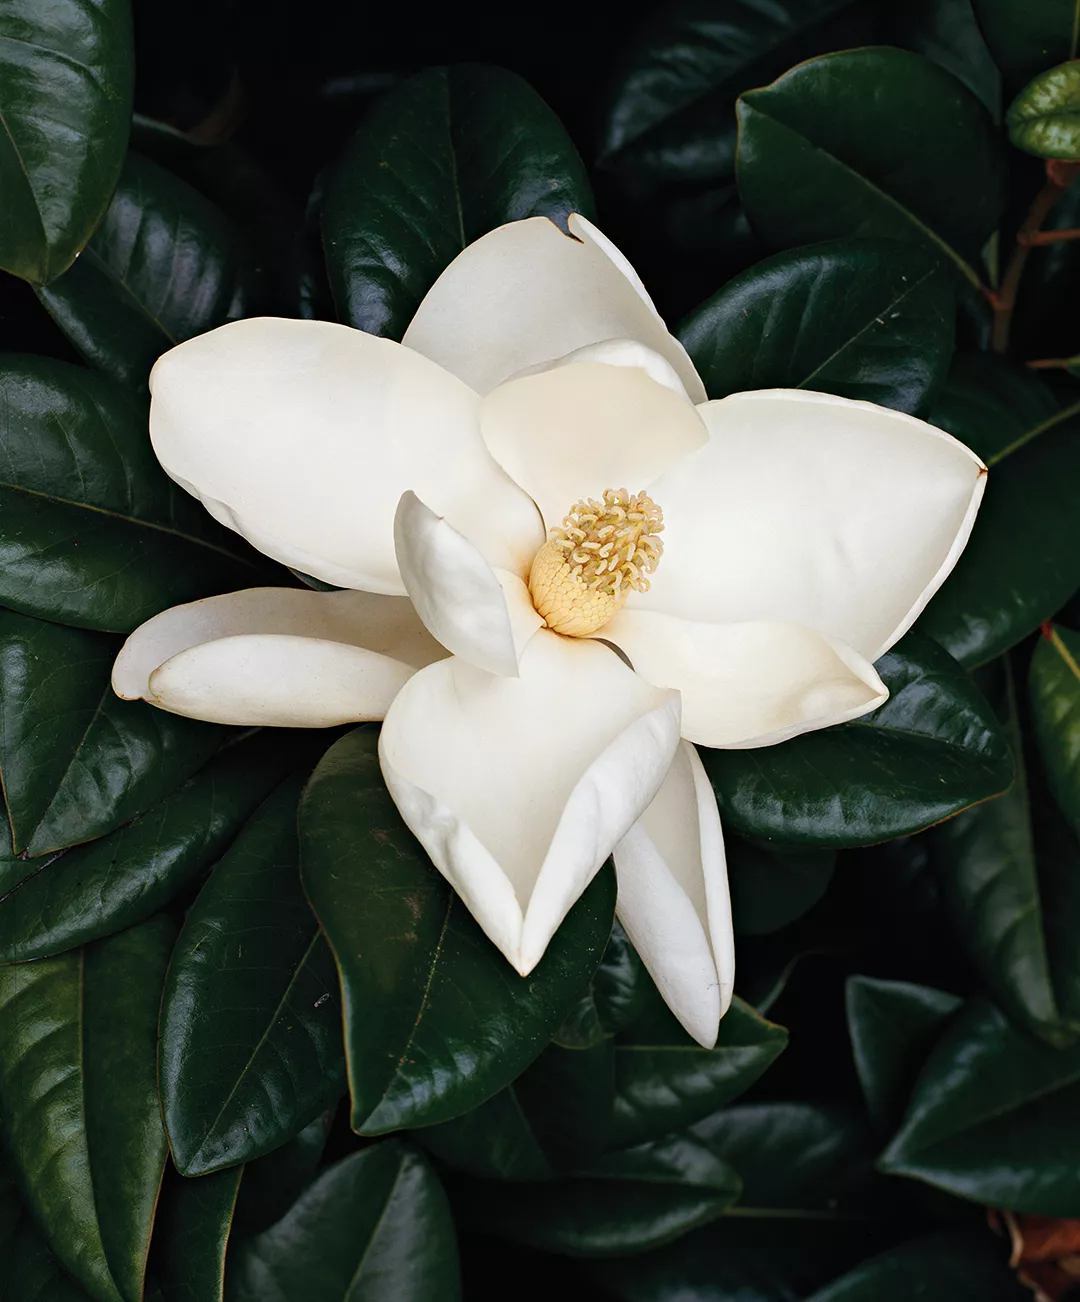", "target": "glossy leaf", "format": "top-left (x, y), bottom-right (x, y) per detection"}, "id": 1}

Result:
top-left (225, 1144), bottom-right (460, 1302)
top-left (231, 1113), bottom-right (331, 1237)
top-left (323, 64), bottom-right (593, 339)
top-left (728, 837), bottom-right (836, 937)
top-left (611, 996), bottom-right (787, 1148)
top-left (805, 1232), bottom-right (1028, 1301)
top-left (701, 634), bottom-right (1013, 847)
top-left (971, 0), bottom-right (1080, 89)
top-left (161, 775), bottom-right (346, 1176)
top-left (0, 355), bottom-right (265, 633)
top-left (0, 917), bottom-right (173, 1302)
top-left (0, 732), bottom-right (300, 962)
top-left (881, 995), bottom-right (1080, 1213)
top-left (8, 1212), bottom-right (96, 1302)
top-left (1031, 624), bottom-right (1080, 839)
top-left (153, 1164), bottom-right (243, 1302)
top-left (598, 0), bottom-right (876, 186)
top-left (679, 239), bottom-right (955, 414)
top-left (0, 610), bottom-right (220, 856)
top-left (883, 0), bottom-right (1001, 115)
top-left (452, 1135), bottom-right (741, 1257)
top-left (0, 0), bottom-right (133, 284)
top-left (736, 47), bottom-right (1005, 286)
top-left (918, 357), bottom-right (1080, 667)
top-left (37, 152), bottom-right (258, 391)
top-left (1007, 62), bottom-right (1080, 159)
top-left (845, 976), bottom-right (961, 1127)
top-left (300, 726), bottom-right (617, 1134)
